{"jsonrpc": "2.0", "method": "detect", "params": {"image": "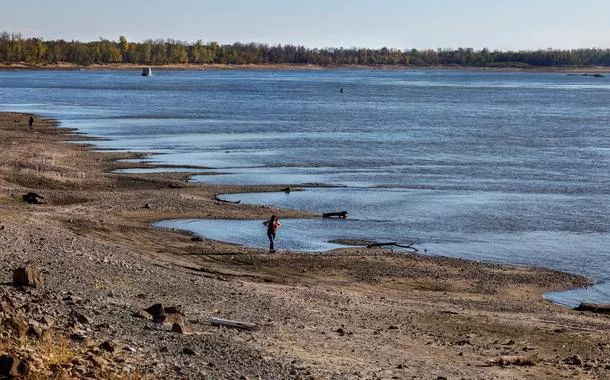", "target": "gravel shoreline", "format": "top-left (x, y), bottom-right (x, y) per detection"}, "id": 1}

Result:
top-left (1, 112), bottom-right (609, 379)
